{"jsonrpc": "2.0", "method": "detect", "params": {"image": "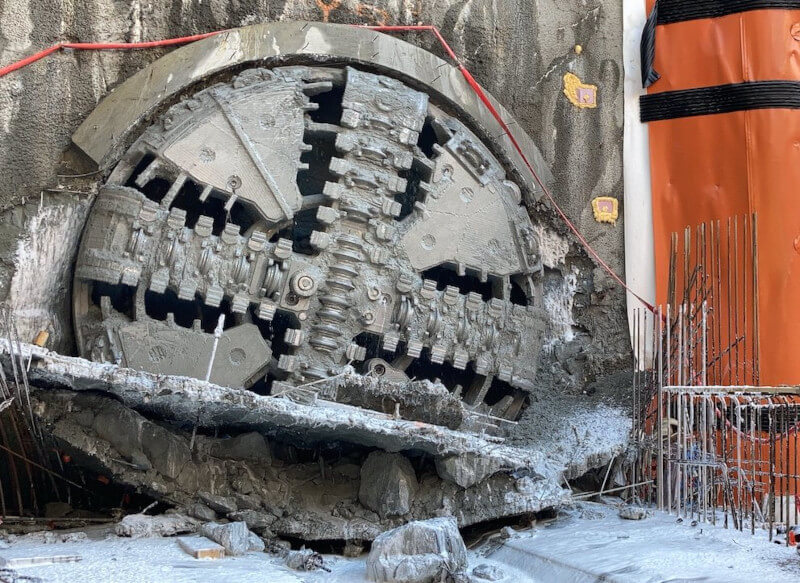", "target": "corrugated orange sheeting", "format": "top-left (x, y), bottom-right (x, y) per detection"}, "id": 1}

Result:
top-left (646, 4), bottom-right (800, 385)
